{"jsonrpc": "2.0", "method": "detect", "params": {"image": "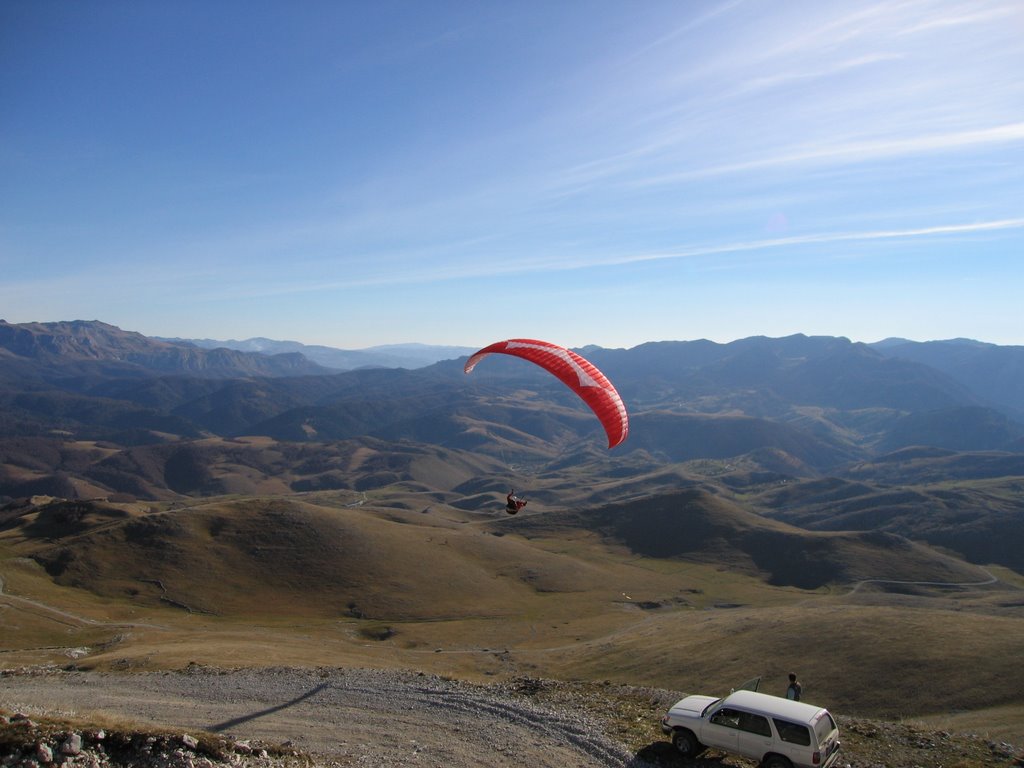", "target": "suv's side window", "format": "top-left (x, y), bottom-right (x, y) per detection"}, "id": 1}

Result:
top-left (773, 718), bottom-right (812, 746)
top-left (738, 711), bottom-right (771, 737)
top-left (710, 708), bottom-right (741, 728)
